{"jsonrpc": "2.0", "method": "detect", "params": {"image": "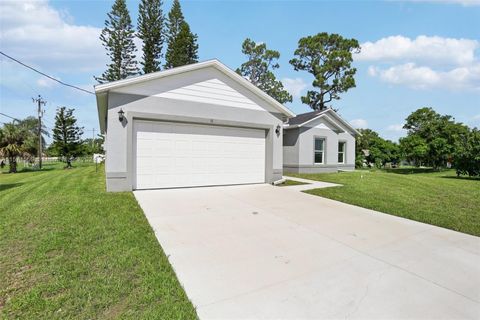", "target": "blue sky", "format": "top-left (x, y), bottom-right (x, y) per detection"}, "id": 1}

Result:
top-left (1, 0), bottom-right (479, 143)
